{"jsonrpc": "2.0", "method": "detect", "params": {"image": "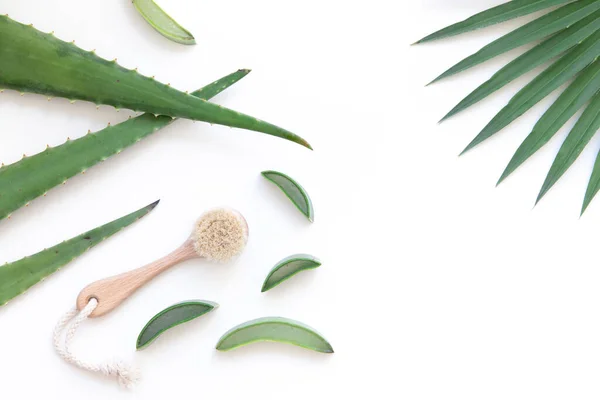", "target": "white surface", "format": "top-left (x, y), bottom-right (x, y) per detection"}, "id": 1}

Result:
top-left (2, 0), bottom-right (599, 399)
